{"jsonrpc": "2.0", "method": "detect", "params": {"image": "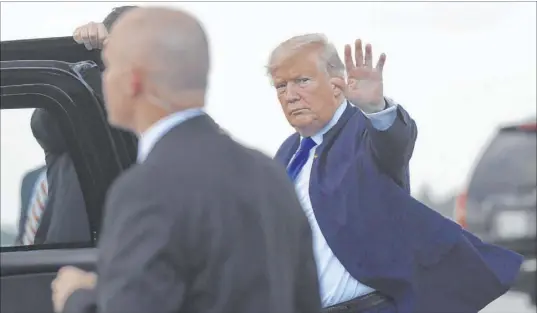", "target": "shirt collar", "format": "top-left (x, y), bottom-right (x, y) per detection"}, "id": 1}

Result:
top-left (306, 99), bottom-right (348, 145)
top-left (137, 108), bottom-right (204, 163)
